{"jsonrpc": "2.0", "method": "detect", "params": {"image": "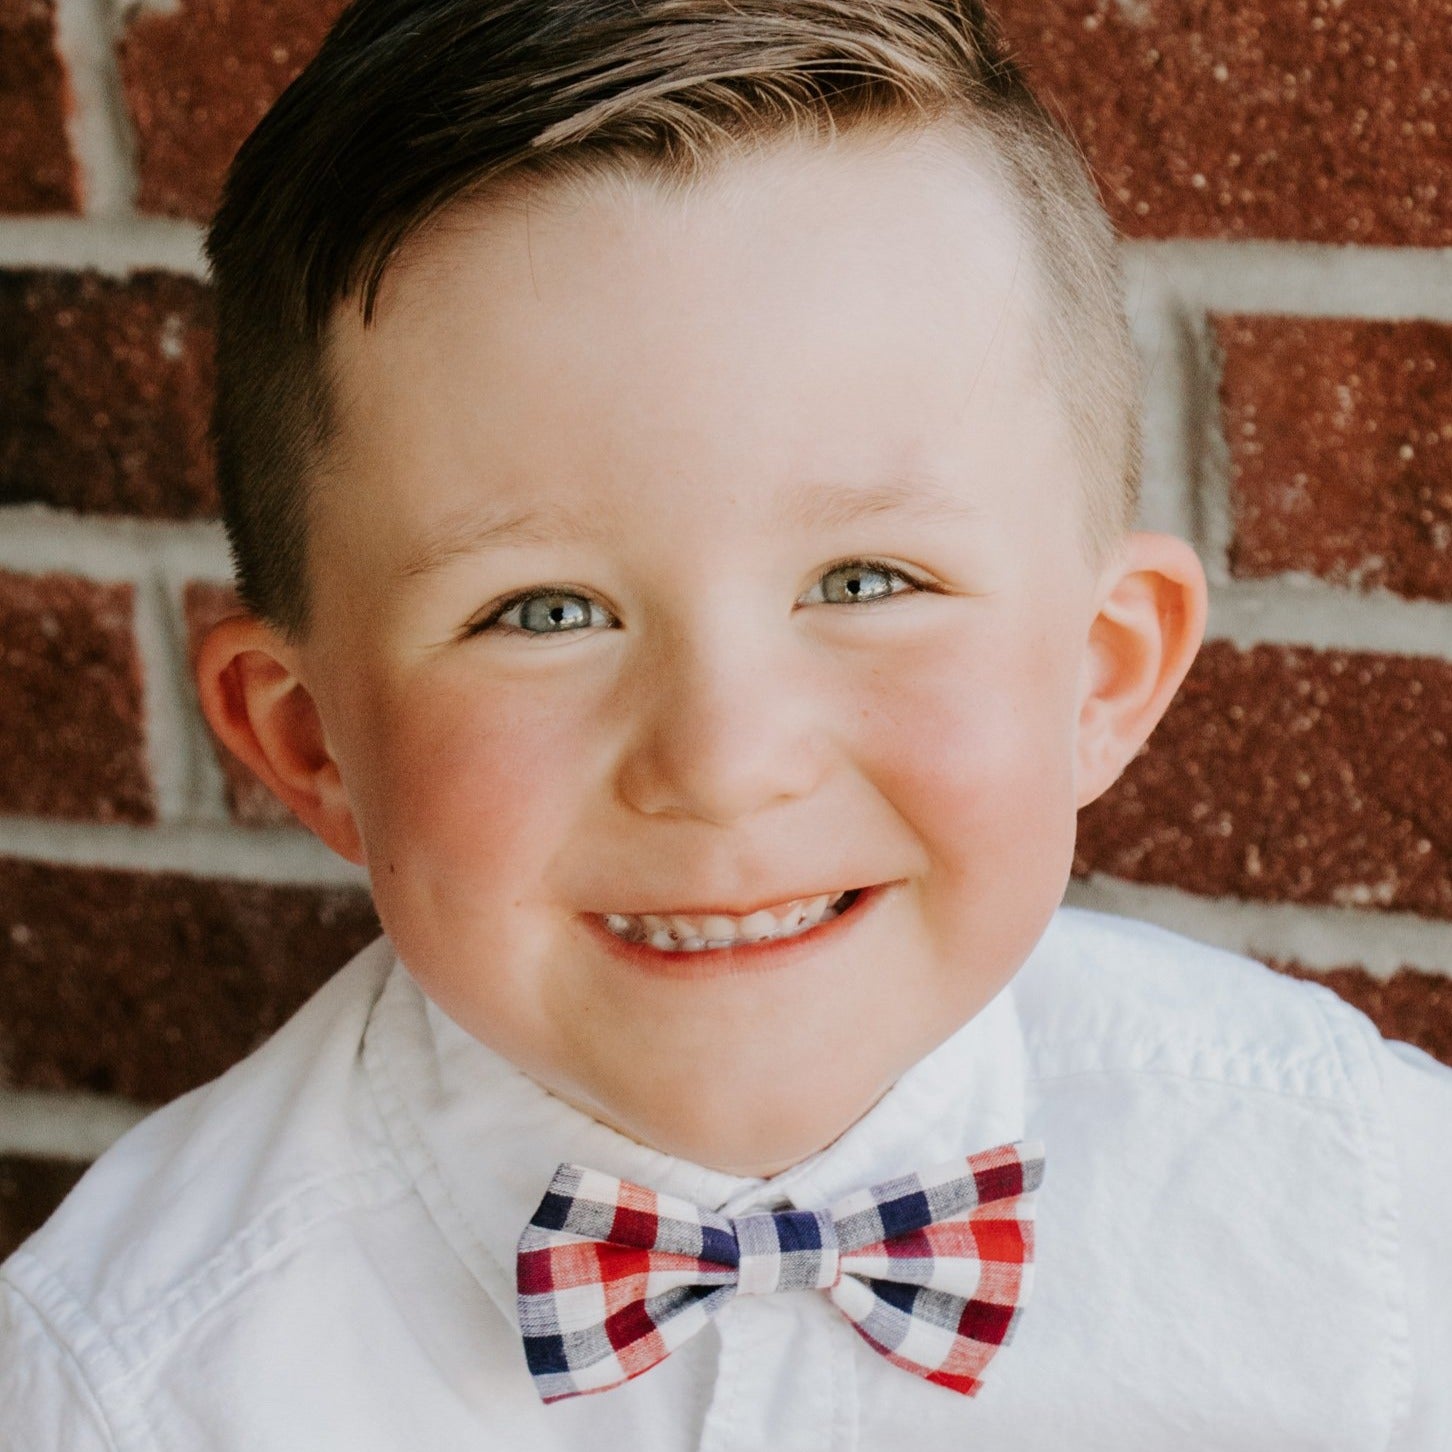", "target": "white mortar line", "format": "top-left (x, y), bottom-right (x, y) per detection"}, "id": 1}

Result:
top-left (1124, 251), bottom-right (1200, 544)
top-left (0, 510), bottom-right (232, 581)
top-left (1125, 240), bottom-right (1452, 321)
top-left (130, 570), bottom-right (192, 821)
top-left (156, 570), bottom-right (236, 824)
top-left (0, 1087), bottom-right (150, 1160)
top-left (0, 228), bottom-right (1447, 319)
top-left (1065, 875), bottom-right (1452, 979)
top-left (0, 818), bottom-right (368, 887)
top-left (1181, 310), bottom-right (1235, 581)
top-left (0, 216), bottom-right (207, 275)
top-left (1205, 578), bottom-right (1452, 659)
top-left (52, 0), bottom-right (137, 217)
top-left (3, 504), bottom-right (1448, 661)
top-left (4, 887), bottom-right (1445, 1170)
